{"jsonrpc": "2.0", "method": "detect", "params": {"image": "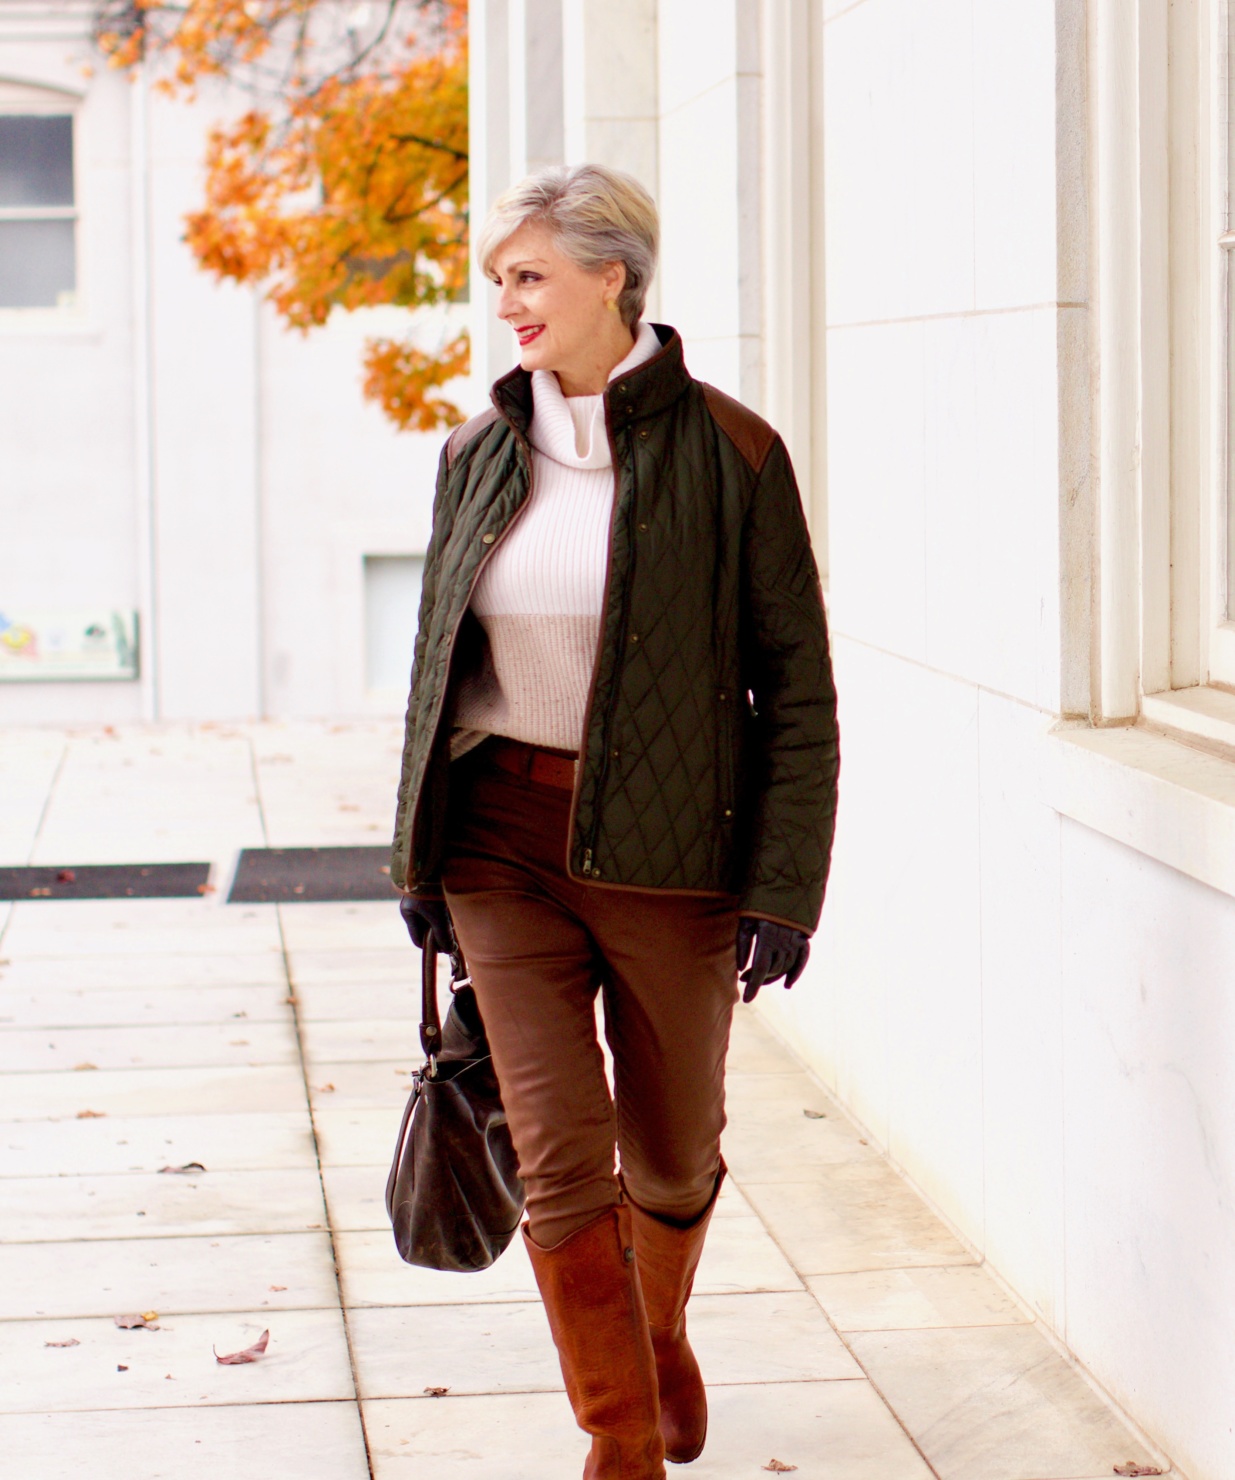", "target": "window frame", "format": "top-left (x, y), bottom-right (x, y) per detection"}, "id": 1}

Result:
top-left (0, 78), bottom-right (83, 320)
